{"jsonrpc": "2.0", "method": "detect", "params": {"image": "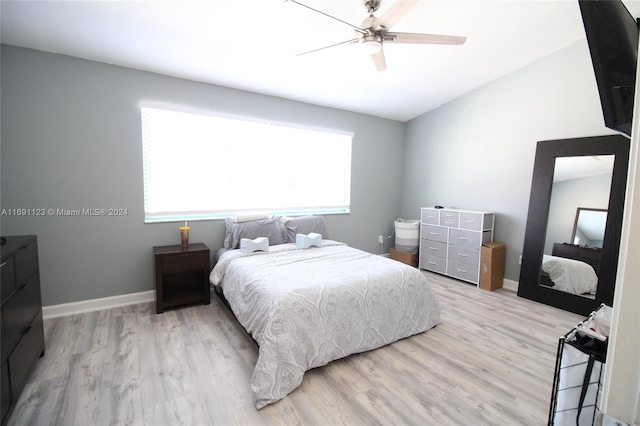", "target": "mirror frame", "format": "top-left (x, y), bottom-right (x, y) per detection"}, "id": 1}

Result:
top-left (518, 135), bottom-right (630, 316)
